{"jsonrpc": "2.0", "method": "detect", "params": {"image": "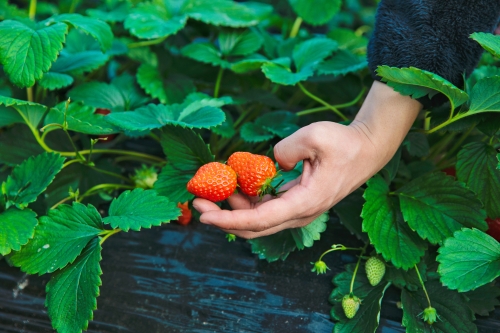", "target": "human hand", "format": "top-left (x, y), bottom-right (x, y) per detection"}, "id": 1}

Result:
top-left (193, 81), bottom-right (422, 238)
